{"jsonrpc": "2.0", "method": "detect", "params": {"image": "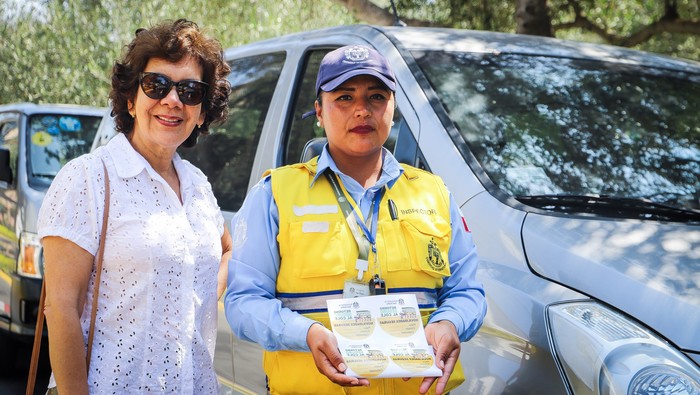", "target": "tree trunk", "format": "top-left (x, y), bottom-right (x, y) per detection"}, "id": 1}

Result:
top-left (515, 0), bottom-right (553, 37)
